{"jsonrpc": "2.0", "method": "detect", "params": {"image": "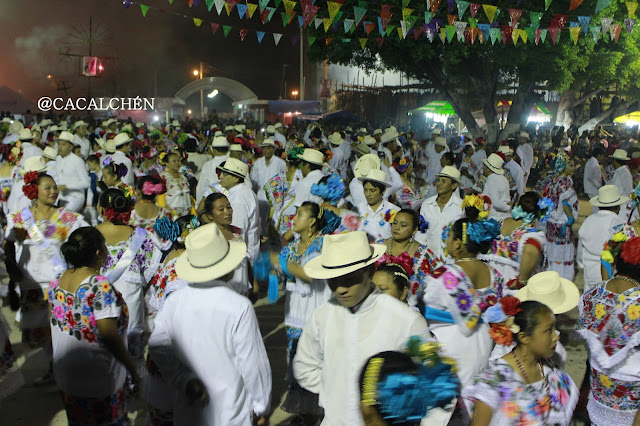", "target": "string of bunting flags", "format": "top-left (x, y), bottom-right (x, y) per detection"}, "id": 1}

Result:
top-left (123, 0), bottom-right (639, 46)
